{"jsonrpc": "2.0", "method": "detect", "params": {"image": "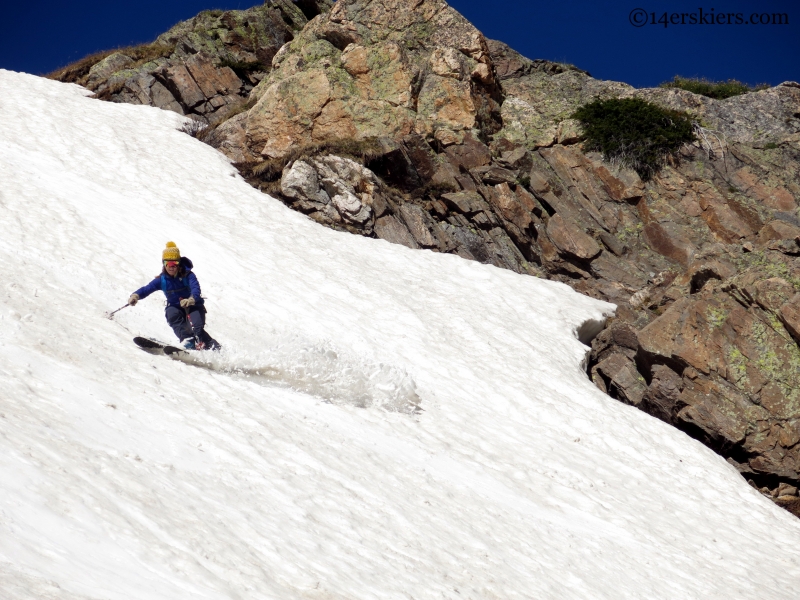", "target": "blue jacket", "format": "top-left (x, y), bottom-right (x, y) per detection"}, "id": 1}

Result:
top-left (134, 257), bottom-right (204, 308)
